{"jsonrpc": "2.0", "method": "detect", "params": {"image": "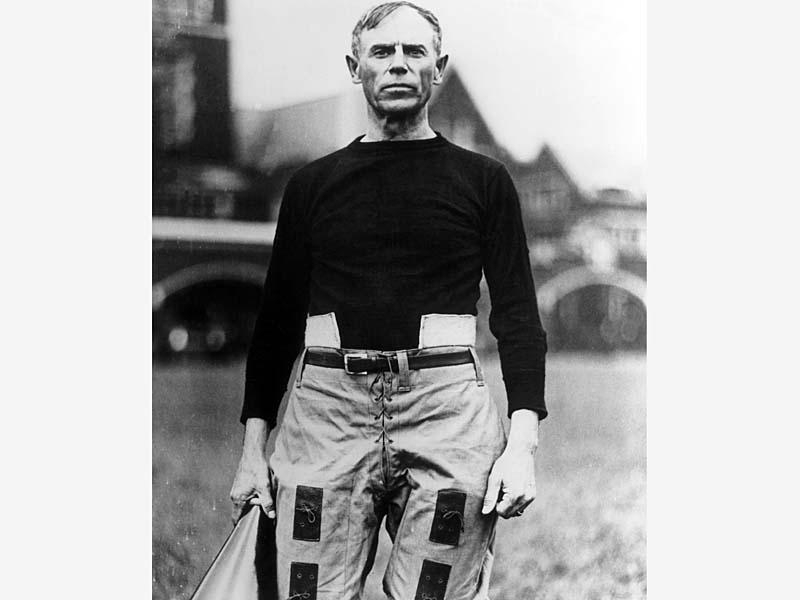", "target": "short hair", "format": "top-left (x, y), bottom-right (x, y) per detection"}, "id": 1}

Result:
top-left (351, 2), bottom-right (442, 58)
